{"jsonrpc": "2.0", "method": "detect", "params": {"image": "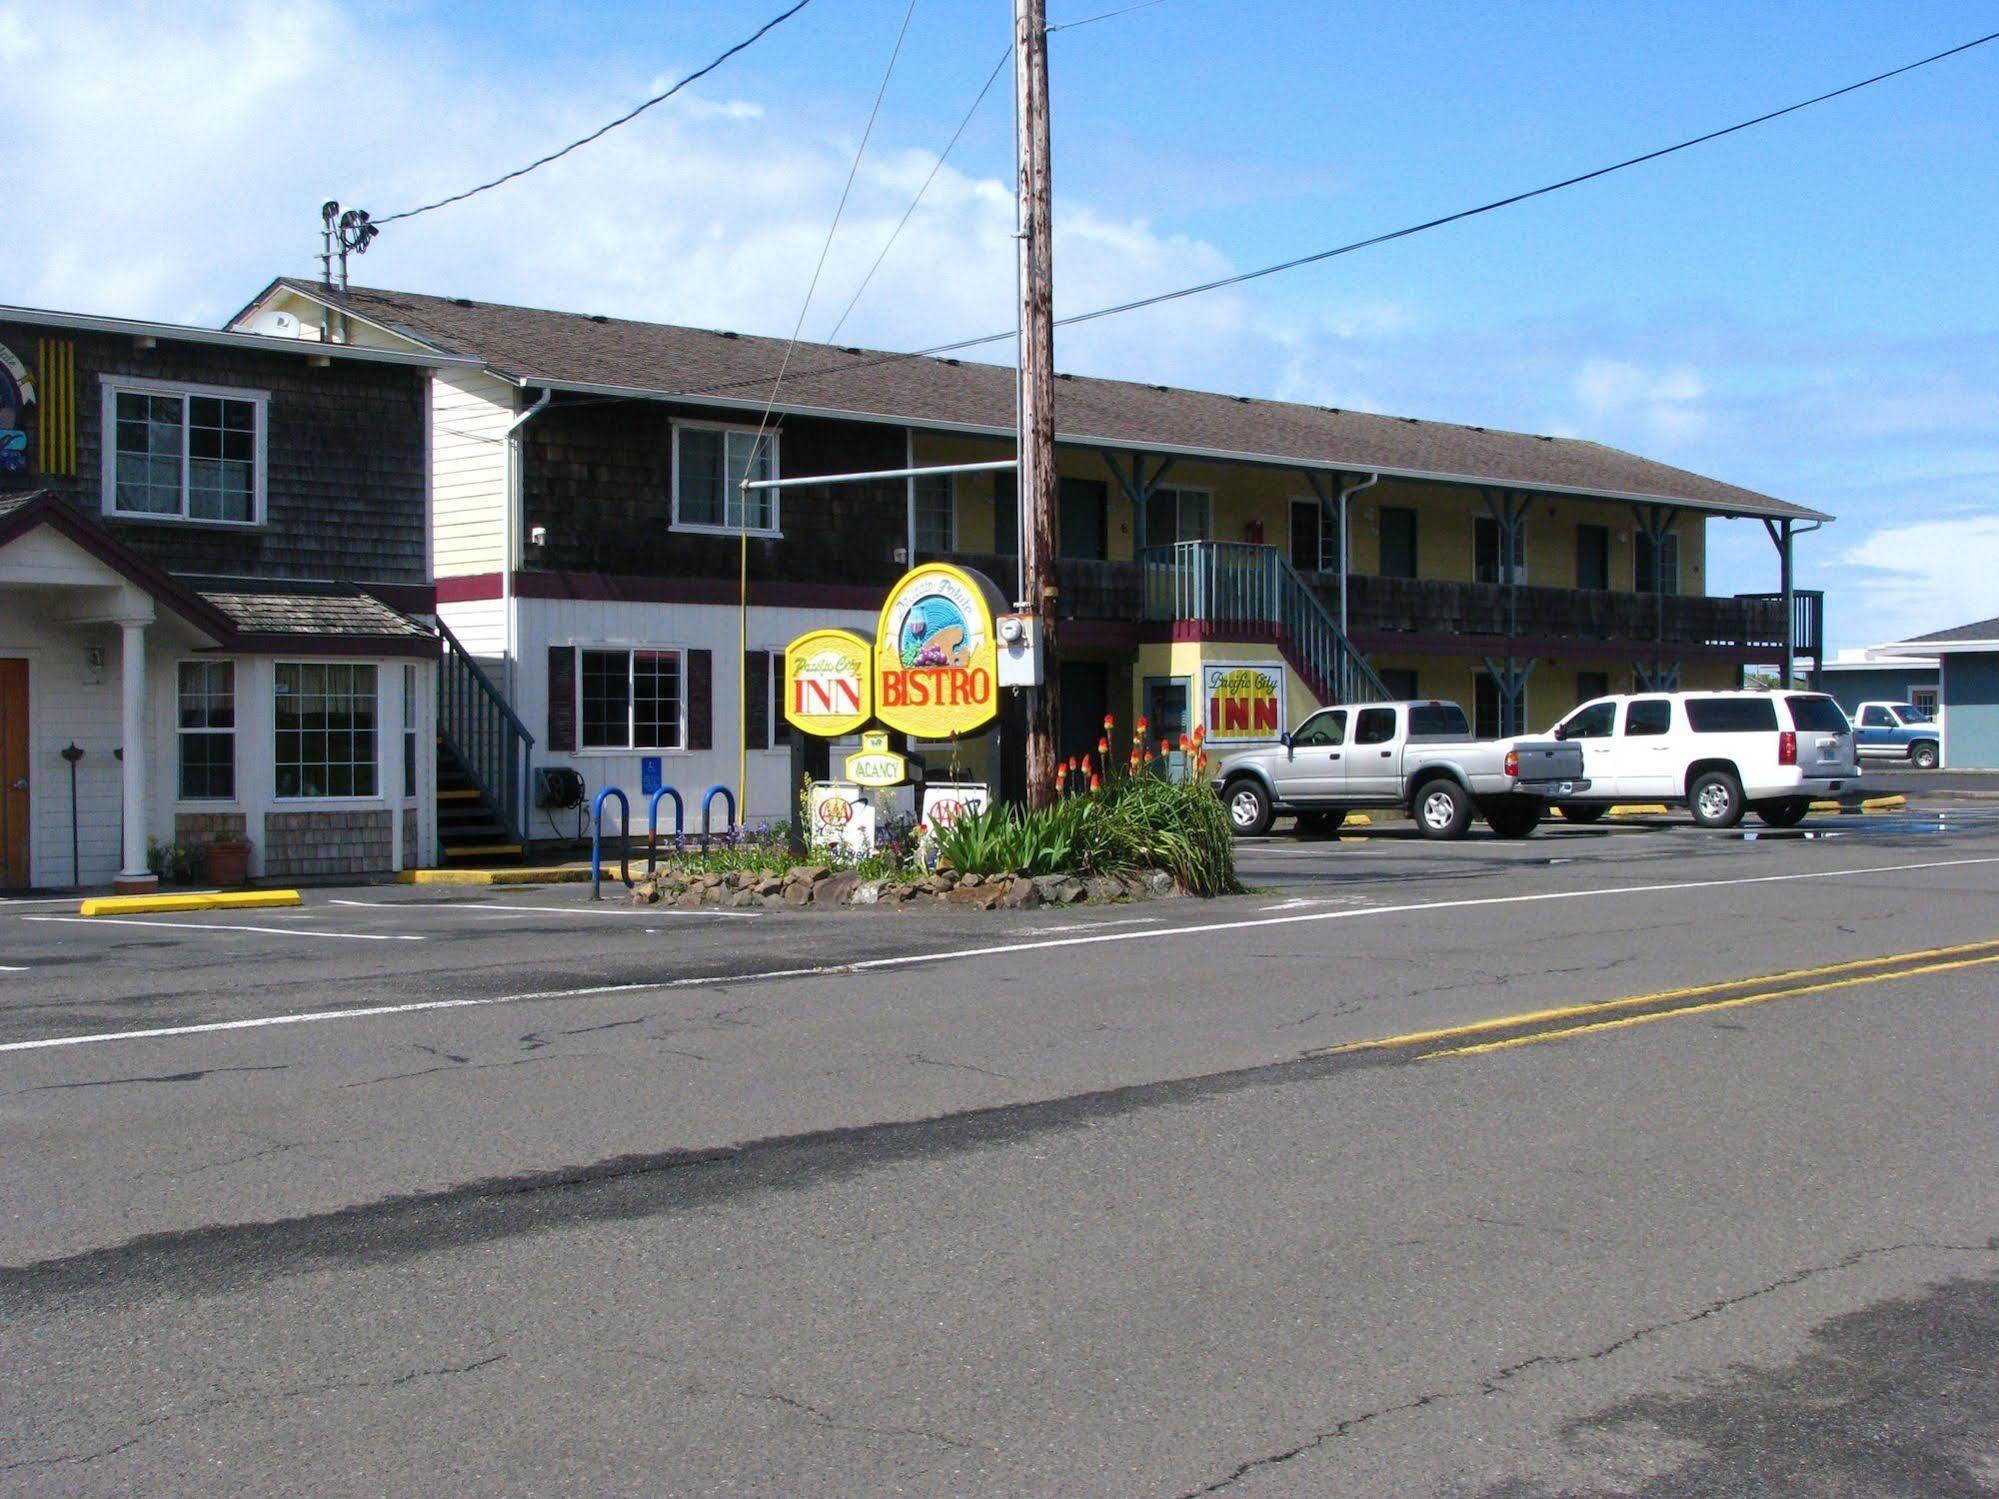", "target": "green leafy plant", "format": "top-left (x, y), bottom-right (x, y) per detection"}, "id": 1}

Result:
top-left (145, 838), bottom-right (209, 884)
